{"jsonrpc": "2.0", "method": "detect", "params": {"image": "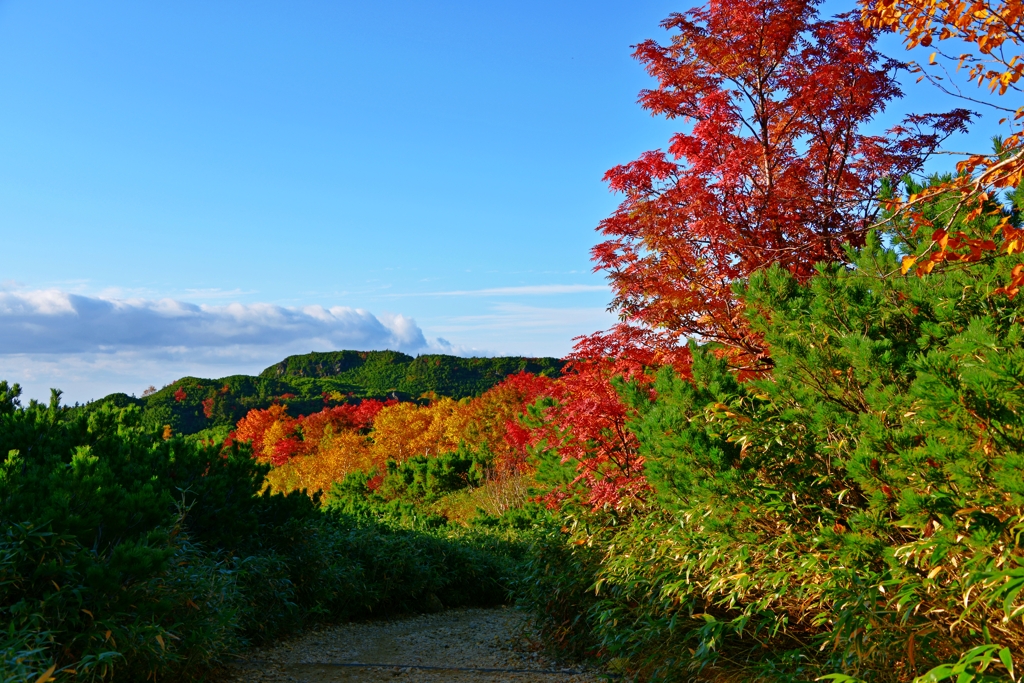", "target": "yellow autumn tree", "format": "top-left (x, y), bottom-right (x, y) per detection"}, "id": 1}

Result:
top-left (369, 398), bottom-right (472, 465)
